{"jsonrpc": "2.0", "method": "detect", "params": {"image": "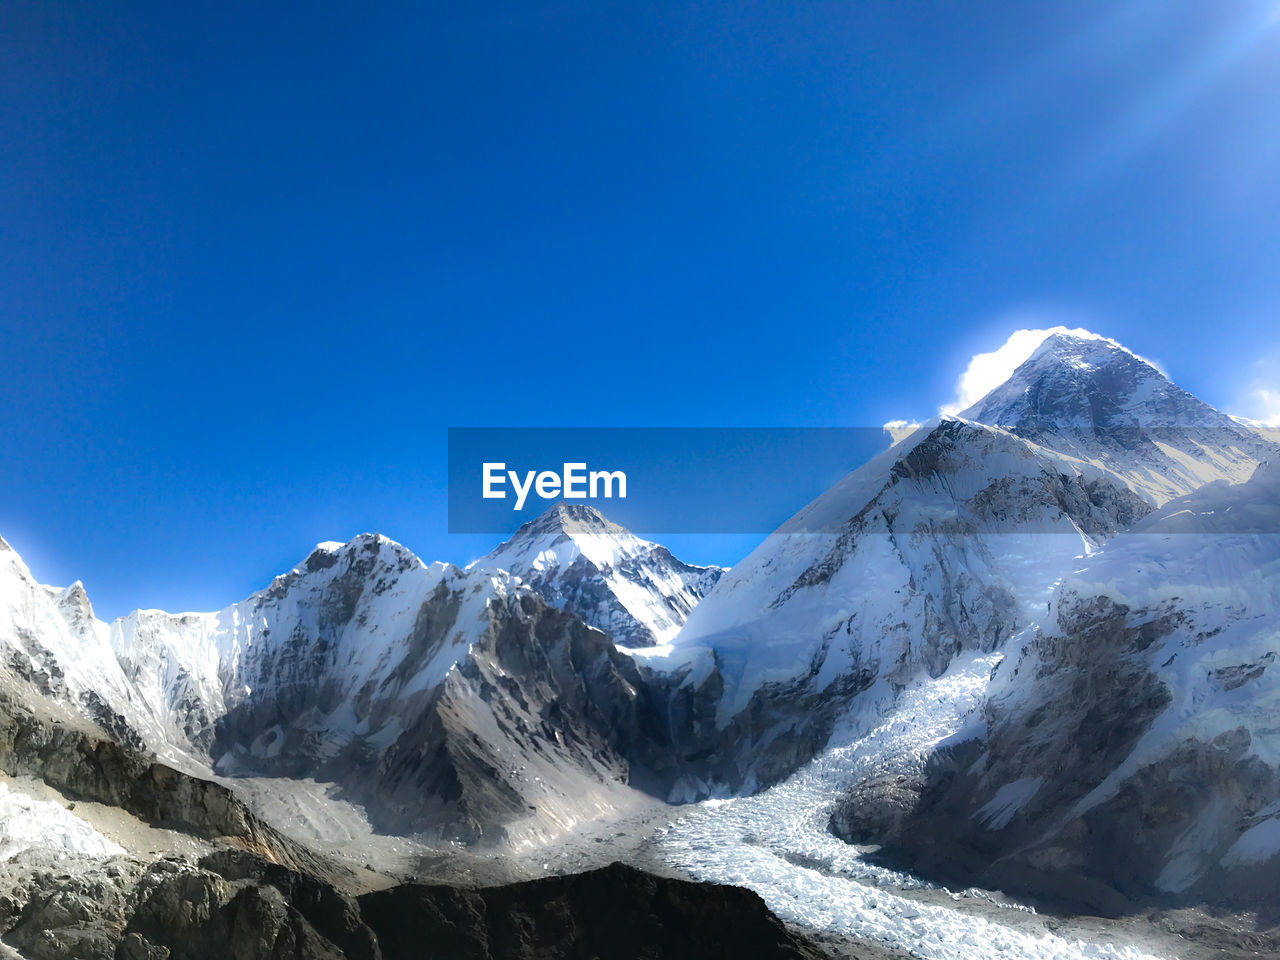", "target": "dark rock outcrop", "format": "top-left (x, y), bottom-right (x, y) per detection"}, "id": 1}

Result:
top-left (359, 862), bottom-right (827, 960)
